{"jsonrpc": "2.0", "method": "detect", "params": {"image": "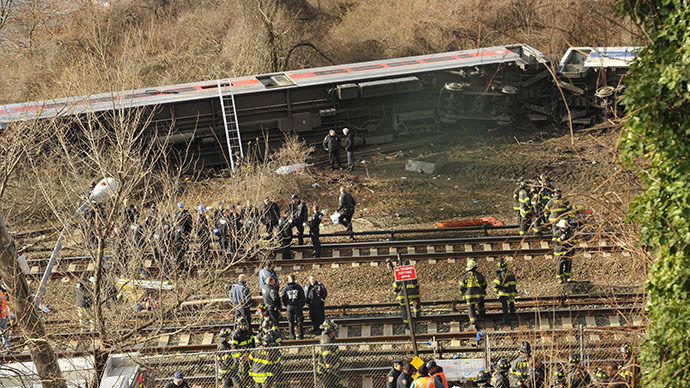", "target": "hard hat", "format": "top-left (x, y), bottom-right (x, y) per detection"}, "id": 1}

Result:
top-left (497, 258), bottom-right (507, 269)
top-left (569, 353), bottom-right (581, 364)
top-left (291, 194), bottom-right (299, 199)
top-left (556, 219), bottom-right (569, 228)
top-left (236, 317), bottom-right (248, 327)
top-left (619, 343), bottom-right (632, 355)
top-left (496, 358), bottom-right (510, 372)
top-left (539, 173), bottom-right (550, 183)
top-left (198, 204), bottom-right (206, 212)
top-left (466, 259), bottom-right (478, 271)
top-left (554, 366), bottom-right (565, 382)
top-left (173, 372), bottom-right (184, 382)
top-left (219, 328), bottom-right (231, 337)
top-left (320, 319), bottom-right (338, 332)
top-left (257, 303), bottom-right (268, 313)
top-left (476, 370), bottom-right (492, 383)
top-left (595, 369), bottom-right (610, 381)
top-left (213, 228), bottom-right (220, 236)
top-left (520, 341), bottom-right (531, 355)
top-left (343, 127), bottom-right (349, 133)
top-left (177, 202), bottom-right (184, 209)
